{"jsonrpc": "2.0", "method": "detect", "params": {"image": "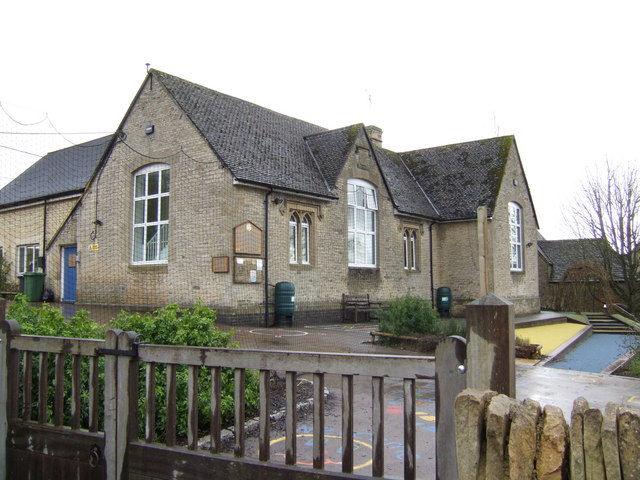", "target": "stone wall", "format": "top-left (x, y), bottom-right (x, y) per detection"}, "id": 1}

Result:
top-left (73, 76), bottom-right (433, 320)
top-left (489, 143), bottom-right (540, 315)
top-left (455, 389), bottom-right (640, 479)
